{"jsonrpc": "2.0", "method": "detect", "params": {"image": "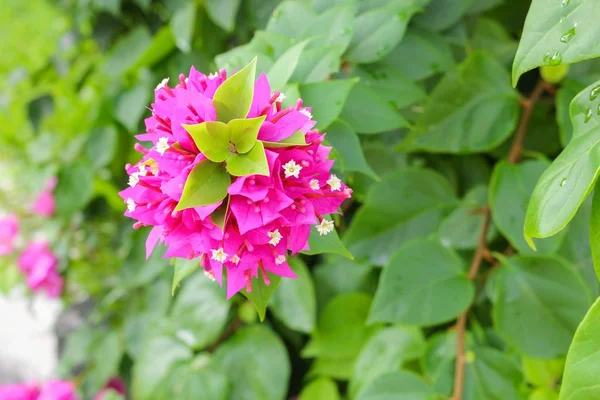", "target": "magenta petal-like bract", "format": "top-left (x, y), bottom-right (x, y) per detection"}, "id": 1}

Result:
top-left (120, 68), bottom-right (351, 298)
